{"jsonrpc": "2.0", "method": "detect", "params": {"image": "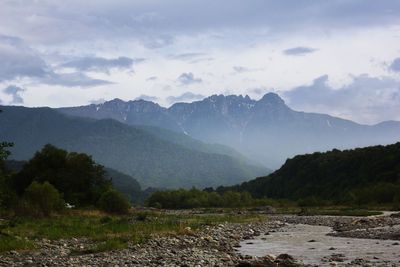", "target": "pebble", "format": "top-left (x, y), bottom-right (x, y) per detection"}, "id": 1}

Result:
top-left (1, 214), bottom-right (399, 266)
